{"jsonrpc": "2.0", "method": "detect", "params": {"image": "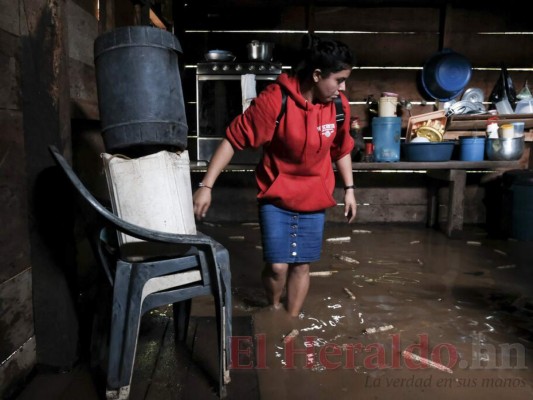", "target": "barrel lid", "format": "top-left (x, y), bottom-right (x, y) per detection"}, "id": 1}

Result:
top-left (503, 169), bottom-right (533, 187)
top-left (94, 26), bottom-right (182, 59)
